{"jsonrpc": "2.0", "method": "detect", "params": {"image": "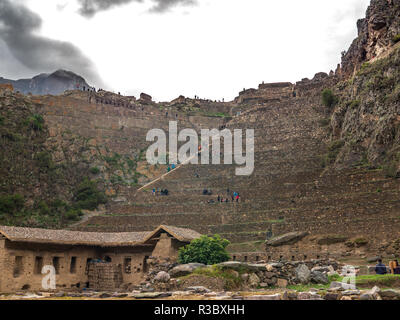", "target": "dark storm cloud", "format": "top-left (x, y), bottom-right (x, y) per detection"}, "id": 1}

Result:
top-left (77, 0), bottom-right (197, 17)
top-left (0, 0), bottom-right (103, 86)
